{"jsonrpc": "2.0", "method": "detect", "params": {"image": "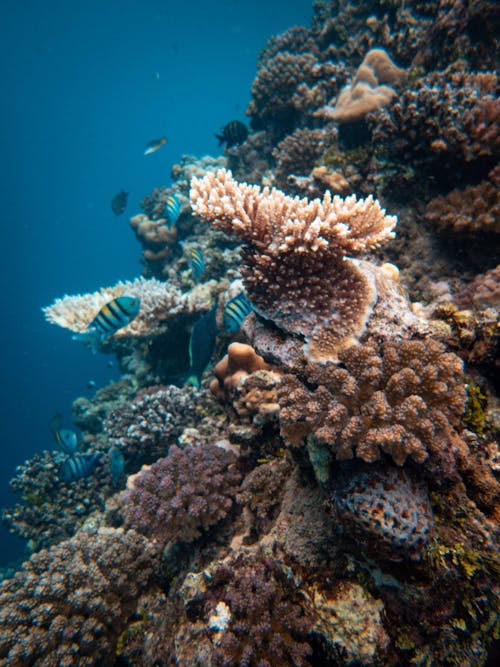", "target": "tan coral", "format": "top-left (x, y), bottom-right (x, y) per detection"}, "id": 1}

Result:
top-left (130, 213), bottom-right (178, 262)
top-left (210, 343), bottom-right (271, 398)
top-left (304, 581), bottom-right (389, 665)
top-left (190, 168), bottom-right (397, 362)
top-left (43, 277), bottom-right (216, 338)
top-left (316, 48), bottom-right (404, 123)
